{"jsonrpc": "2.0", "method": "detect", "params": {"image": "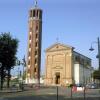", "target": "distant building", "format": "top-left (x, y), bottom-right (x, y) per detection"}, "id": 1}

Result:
top-left (10, 76), bottom-right (18, 80)
top-left (44, 43), bottom-right (93, 86)
top-left (26, 1), bottom-right (42, 84)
